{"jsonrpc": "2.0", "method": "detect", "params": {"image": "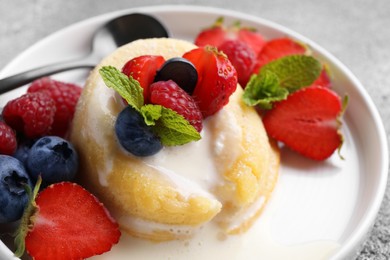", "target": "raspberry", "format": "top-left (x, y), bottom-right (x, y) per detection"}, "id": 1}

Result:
top-left (2, 92), bottom-right (56, 138)
top-left (28, 77), bottom-right (82, 137)
top-left (0, 121), bottom-right (17, 155)
top-left (219, 39), bottom-right (256, 87)
top-left (150, 80), bottom-right (203, 132)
